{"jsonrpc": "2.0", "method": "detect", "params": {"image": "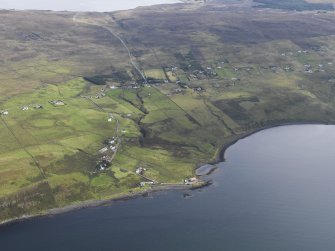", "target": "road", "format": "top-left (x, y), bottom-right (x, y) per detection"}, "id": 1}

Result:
top-left (73, 14), bottom-right (174, 185)
top-left (73, 13), bottom-right (148, 85)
